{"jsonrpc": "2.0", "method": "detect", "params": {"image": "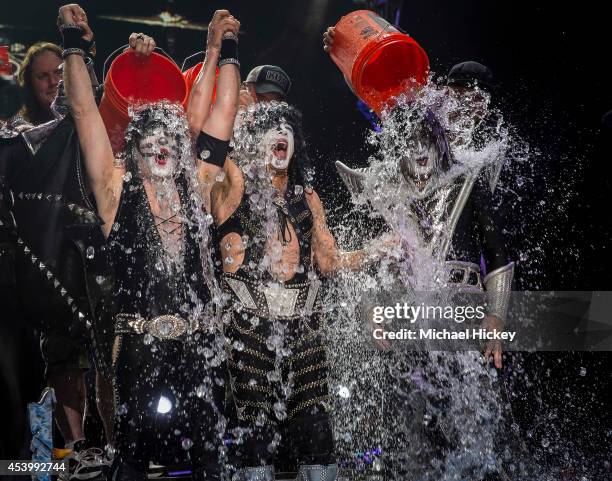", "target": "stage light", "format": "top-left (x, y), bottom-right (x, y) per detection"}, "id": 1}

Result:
top-left (157, 395), bottom-right (172, 414)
